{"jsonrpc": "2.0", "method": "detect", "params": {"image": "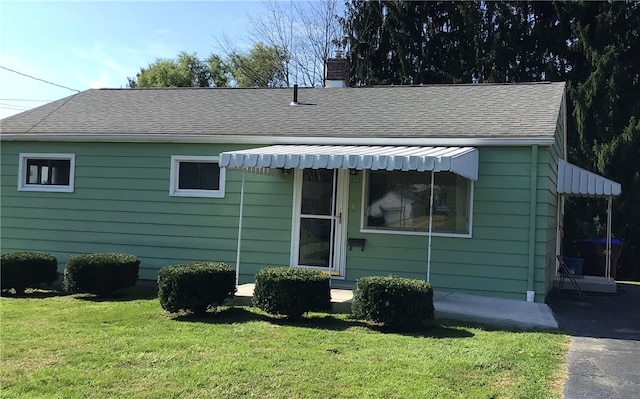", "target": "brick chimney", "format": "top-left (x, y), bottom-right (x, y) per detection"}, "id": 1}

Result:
top-left (325, 50), bottom-right (349, 88)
